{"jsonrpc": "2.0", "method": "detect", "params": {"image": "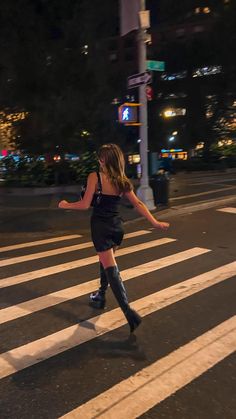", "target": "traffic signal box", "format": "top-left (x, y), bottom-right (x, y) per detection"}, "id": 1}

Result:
top-left (118, 102), bottom-right (142, 126)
